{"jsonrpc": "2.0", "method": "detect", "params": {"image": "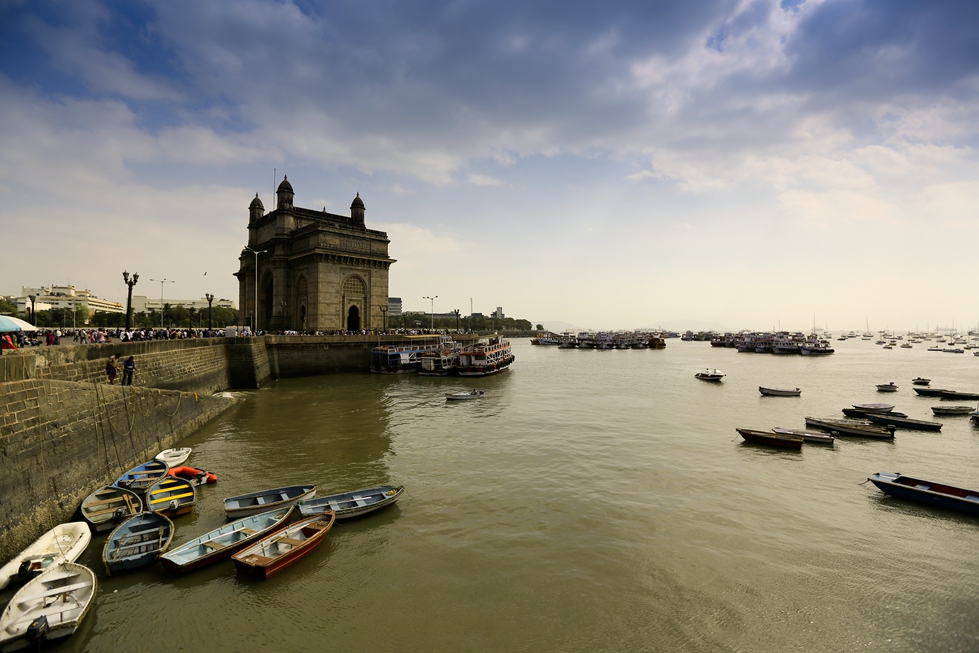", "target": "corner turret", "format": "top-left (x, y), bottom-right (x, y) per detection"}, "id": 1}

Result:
top-left (351, 192), bottom-right (365, 226)
top-left (277, 175), bottom-right (294, 210)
